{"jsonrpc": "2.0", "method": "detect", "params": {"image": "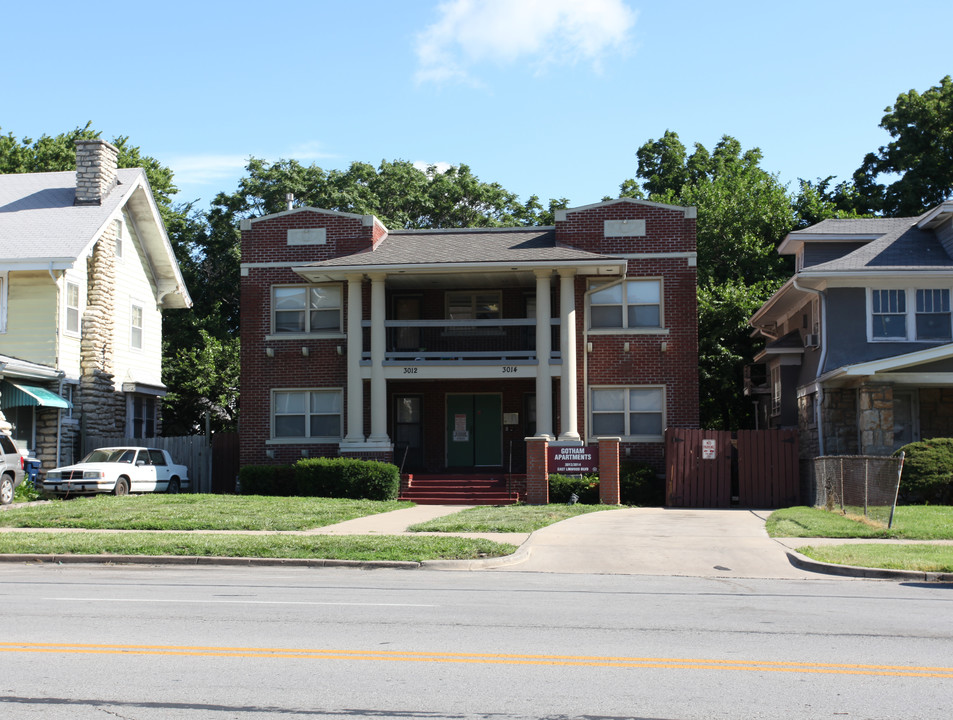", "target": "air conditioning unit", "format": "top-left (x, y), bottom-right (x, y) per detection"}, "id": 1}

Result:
top-left (804, 333), bottom-right (820, 348)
